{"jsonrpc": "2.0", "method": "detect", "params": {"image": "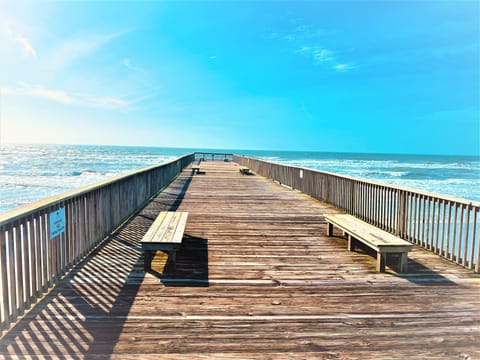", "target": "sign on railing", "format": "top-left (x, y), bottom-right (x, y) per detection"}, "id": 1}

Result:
top-left (49, 208), bottom-right (65, 239)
